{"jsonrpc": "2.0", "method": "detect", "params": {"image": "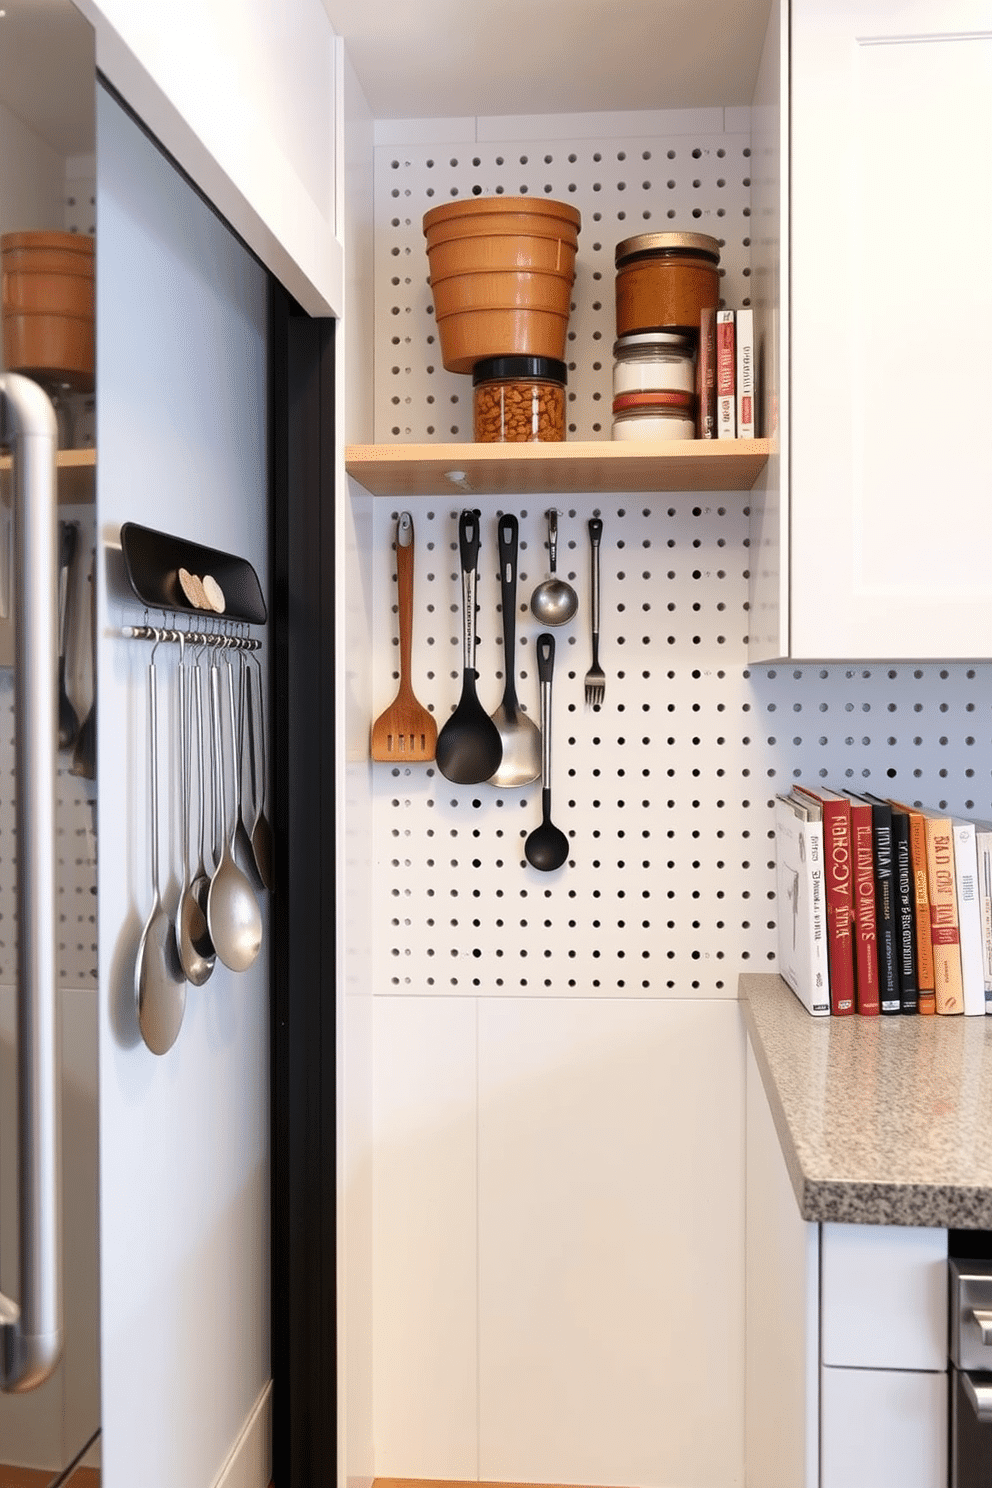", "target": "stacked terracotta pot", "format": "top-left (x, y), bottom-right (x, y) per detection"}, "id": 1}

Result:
top-left (1, 230), bottom-right (95, 391)
top-left (423, 196), bottom-right (580, 442)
